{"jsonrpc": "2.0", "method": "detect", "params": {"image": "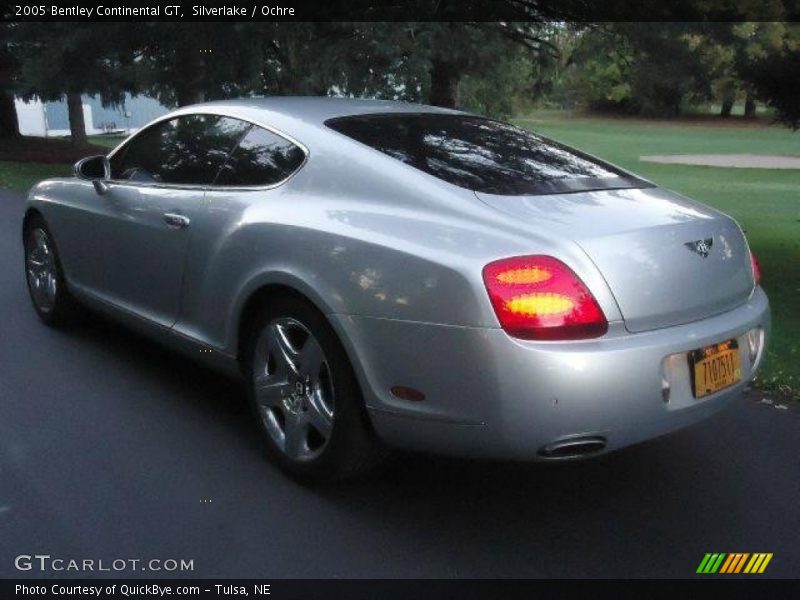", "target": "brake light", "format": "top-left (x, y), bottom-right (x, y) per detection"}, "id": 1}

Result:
top-left (483, 255), bottom-right (608, 340)
top-left (751, 254), bottom-right (761, 285)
